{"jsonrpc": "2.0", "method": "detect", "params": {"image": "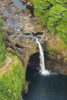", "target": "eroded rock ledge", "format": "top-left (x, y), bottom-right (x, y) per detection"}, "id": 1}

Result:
top-left (3, 34), bottom-right (37, 68)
